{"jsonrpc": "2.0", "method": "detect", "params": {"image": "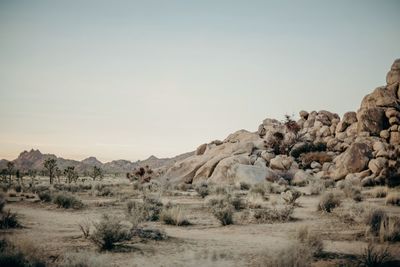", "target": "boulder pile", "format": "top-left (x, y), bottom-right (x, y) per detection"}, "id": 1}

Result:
top-left (161, 59), bottom-right (400, 187)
